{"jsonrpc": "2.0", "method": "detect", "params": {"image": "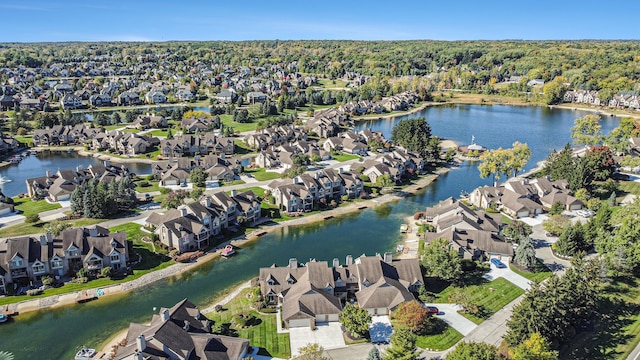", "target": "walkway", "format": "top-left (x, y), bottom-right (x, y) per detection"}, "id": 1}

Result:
top-left (422, 303), bottom-right (478, 336)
